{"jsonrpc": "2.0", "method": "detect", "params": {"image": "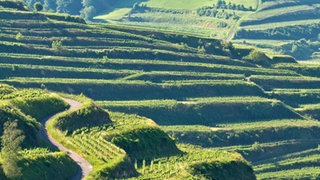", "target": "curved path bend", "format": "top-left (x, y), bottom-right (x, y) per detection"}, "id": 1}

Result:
top-left (39, 98), bottom-right (93, 180)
